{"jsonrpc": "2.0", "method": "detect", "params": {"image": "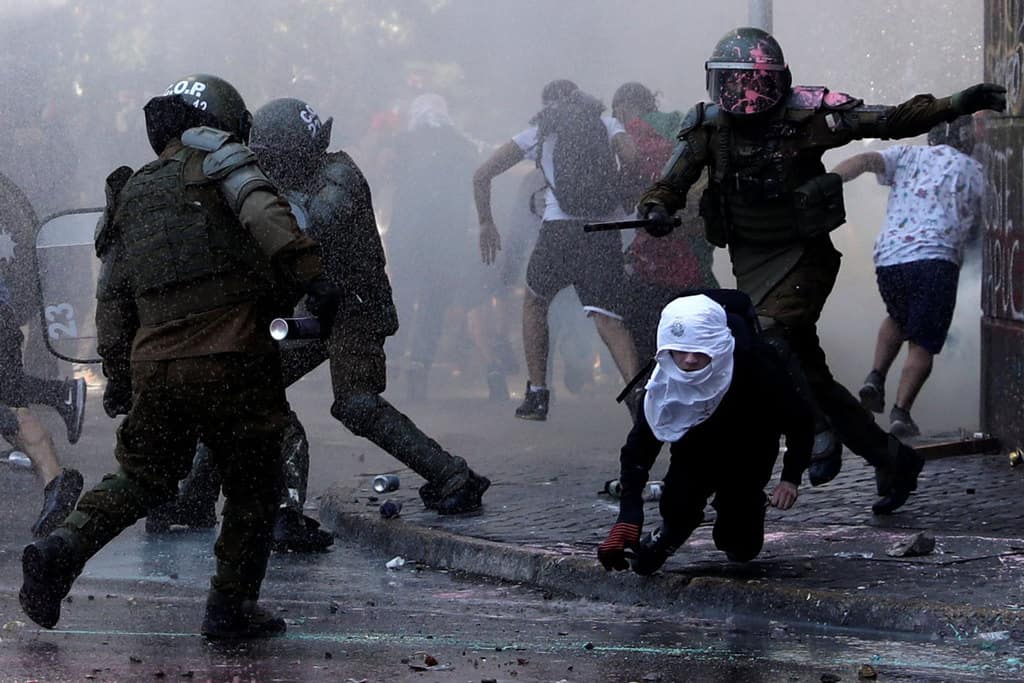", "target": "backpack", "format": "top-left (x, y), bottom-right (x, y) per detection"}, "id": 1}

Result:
top-left (532, 91), bottom-right (620, 217)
